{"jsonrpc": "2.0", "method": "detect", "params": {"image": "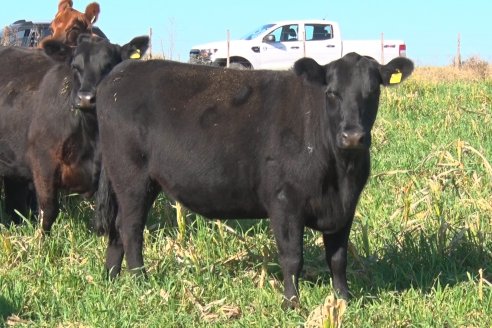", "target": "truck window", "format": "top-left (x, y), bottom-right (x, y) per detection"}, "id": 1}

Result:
top-left (305, 24), bottom-right (333, 41)
top-left (39, 26), bottom-right (52, 39)
top-left (16, 29), bottom-right (31, 46)
top-left (242, 23), bottom-right (275, 40)
top-left (267, 24), bottom-right (299, 42)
